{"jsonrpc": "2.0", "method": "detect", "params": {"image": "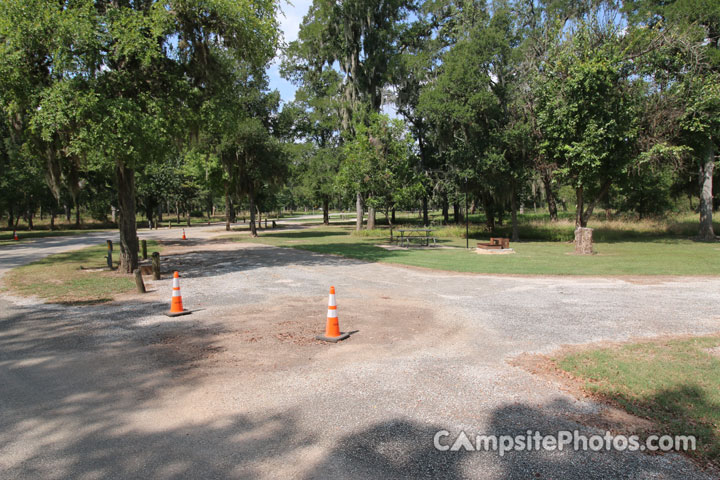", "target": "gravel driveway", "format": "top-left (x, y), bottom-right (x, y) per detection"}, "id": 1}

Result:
top-left (1, 236), bottom-right (719, 479)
